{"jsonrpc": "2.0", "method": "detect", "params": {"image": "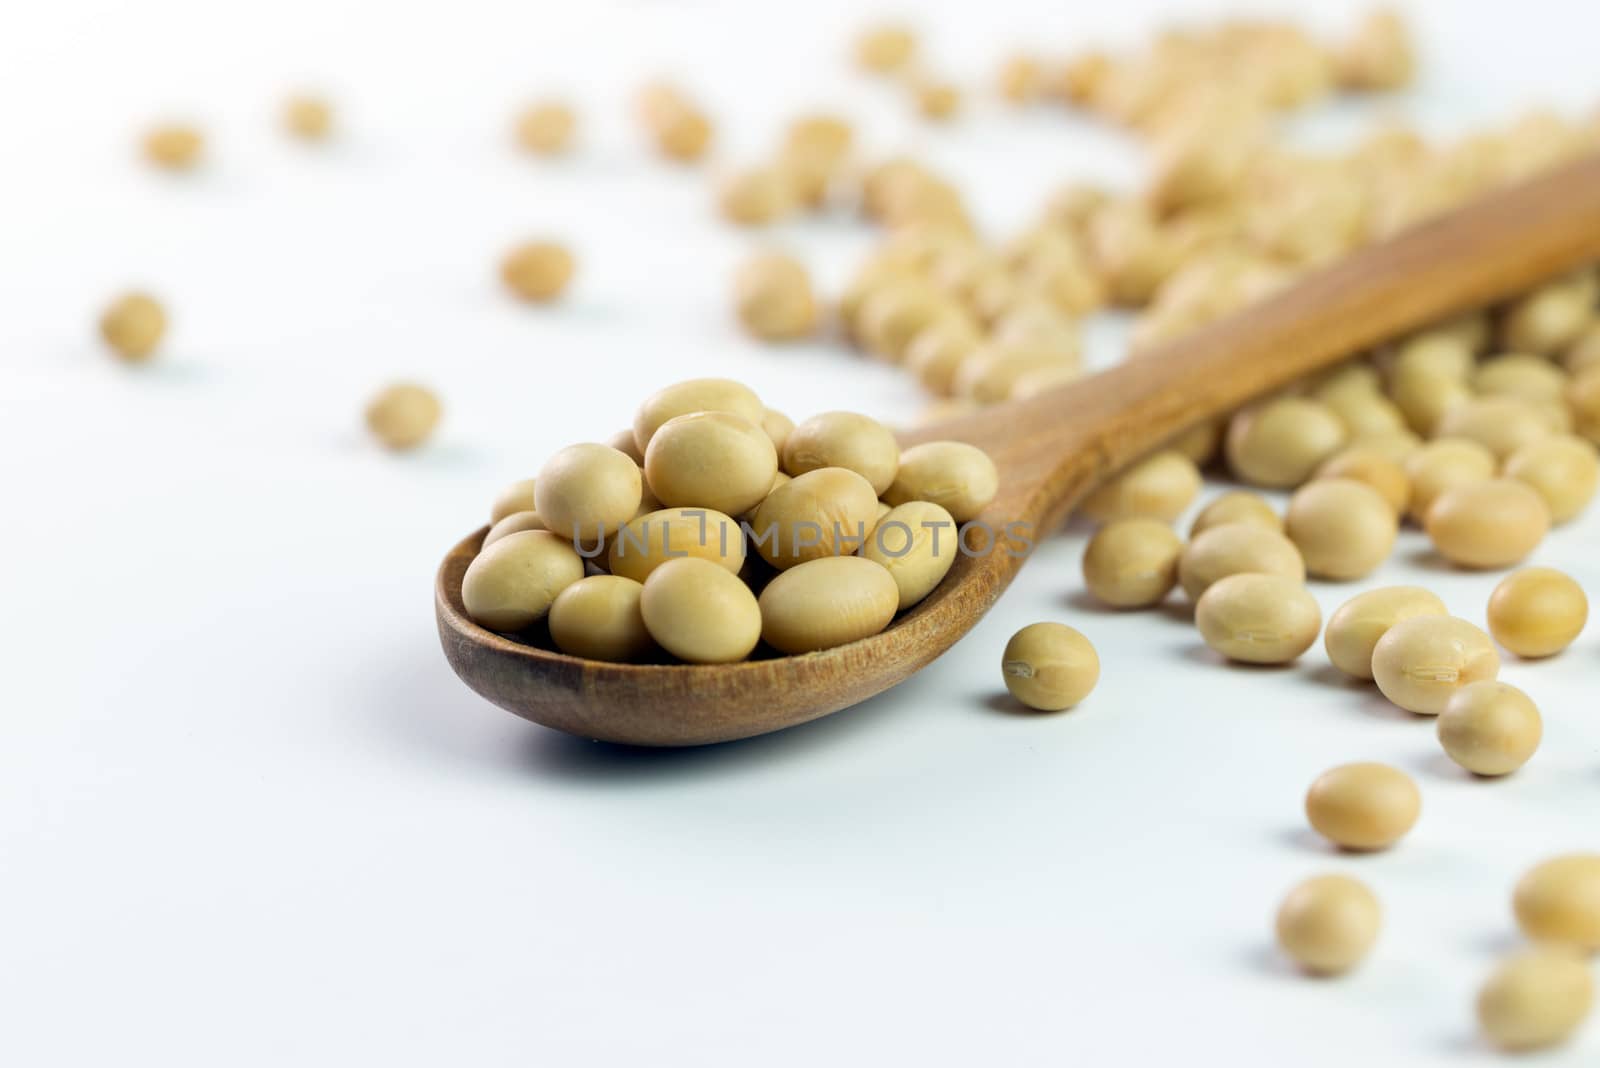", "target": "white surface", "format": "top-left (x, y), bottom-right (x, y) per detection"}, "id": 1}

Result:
top-left (2, 1), bottom-right (1598, 1064)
